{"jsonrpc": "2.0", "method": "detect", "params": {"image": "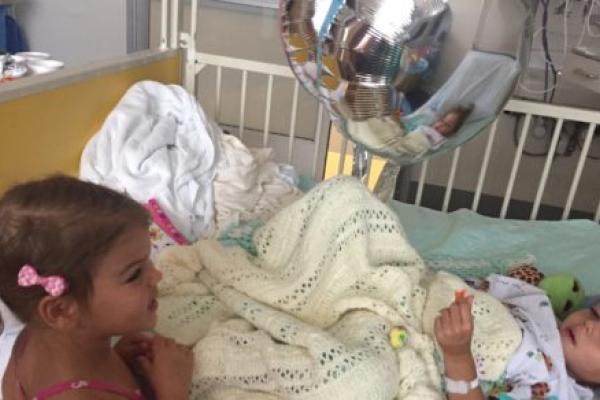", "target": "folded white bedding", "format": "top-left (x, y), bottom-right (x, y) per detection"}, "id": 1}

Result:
top-left (213, 134), bottom-right (302, 233)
